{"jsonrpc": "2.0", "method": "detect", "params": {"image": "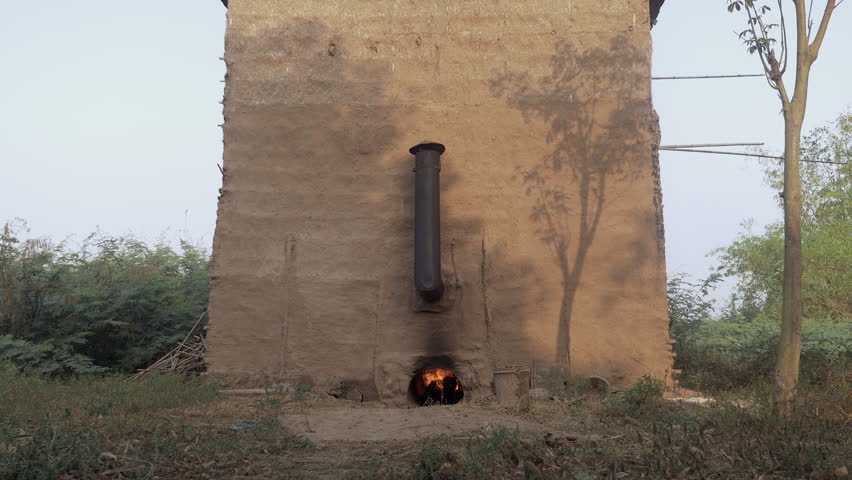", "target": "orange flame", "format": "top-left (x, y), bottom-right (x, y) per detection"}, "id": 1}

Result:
top-left (420, 368), bottom-right (461, 393)
top-left (412, 368), bottom-right (464, 405)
